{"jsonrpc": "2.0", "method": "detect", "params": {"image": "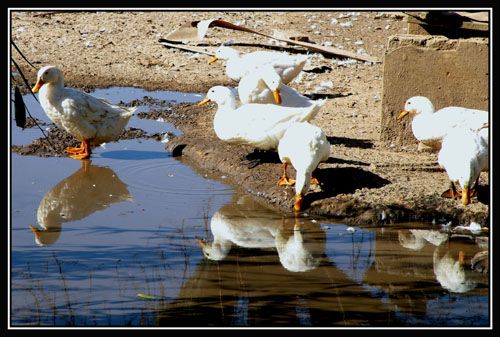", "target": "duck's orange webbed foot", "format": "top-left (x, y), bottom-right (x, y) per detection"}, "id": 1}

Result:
top-left (67, 140), bottom-right (91, 160)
